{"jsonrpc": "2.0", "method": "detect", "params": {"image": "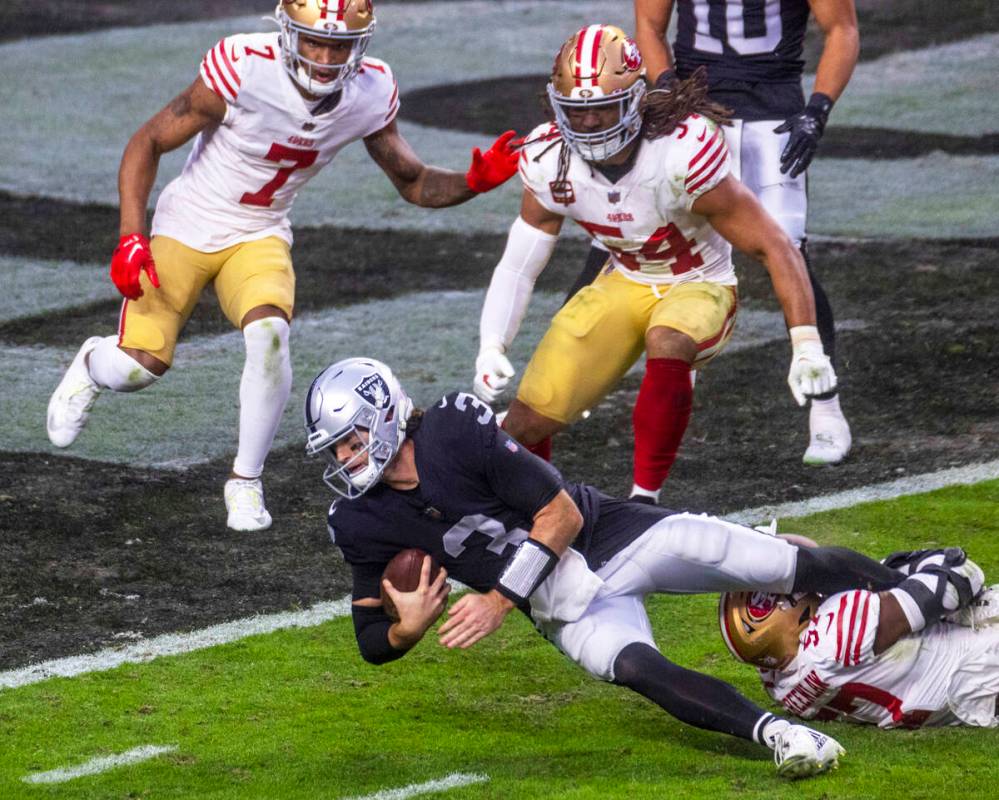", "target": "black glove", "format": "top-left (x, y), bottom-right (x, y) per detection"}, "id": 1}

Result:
top-left (774, 92), bottom-right (833, 178)
top-left (653, 68), bottom-right (678, 91)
